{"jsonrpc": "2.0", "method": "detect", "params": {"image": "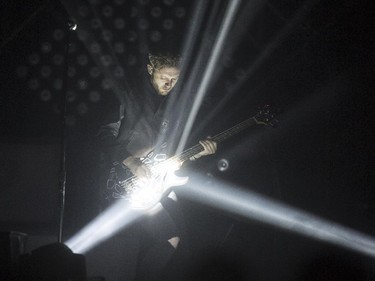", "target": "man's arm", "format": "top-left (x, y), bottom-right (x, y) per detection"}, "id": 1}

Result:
top-left (97, 103), bottom-right (134, 165)
top-left (98, 122), bottom-right (152, 179)
top-left (97, 120), bottom-right (132, 164)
